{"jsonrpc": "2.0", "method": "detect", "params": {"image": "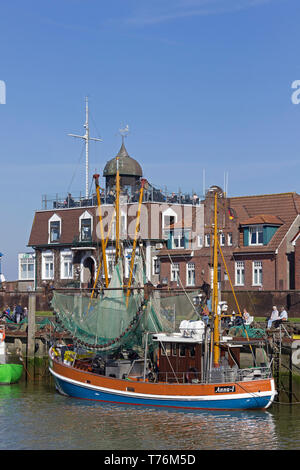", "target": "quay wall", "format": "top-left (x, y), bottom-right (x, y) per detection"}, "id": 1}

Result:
top-left (2, 289), bottom-right (300, 317)
top-left (0, 290), bottom-right (52, 312)
top-left (222, 290), bottom-right (300, 317)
